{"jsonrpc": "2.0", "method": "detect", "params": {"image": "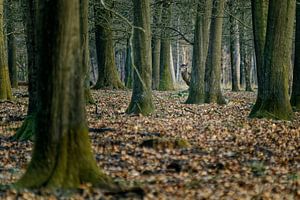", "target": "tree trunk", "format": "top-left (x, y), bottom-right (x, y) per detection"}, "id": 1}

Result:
top-left (229, 0), bottom-right (240, 92)
top-left (249, 0), bottom-right (268, 116)
top-left (12, 0), bottom-right (38, 141)
top-left (151, 0), bottom-right (162, 90)
top-left (291, 1), bottom-right (300, 109)
top-left (15, 0), bottom-right (116, 189)
top-left (126, 0), bottom-right (154, 115)
top-left (186, 0), bottom-right (212, 104)
top-left (205, 0), bottom-right (226, 104)
top-left (6, 0), bottom-right (17, 88)
top-left (251, 0), bottom-right (295, 120)
top-left (159, 0), bottom-right (174, 91)
top-left (93, 1), bottom-right (124, 89)
top-left (0, 0), bottom-right (12, 100)
top-left (81, 0), bottom-right (94, 104)
top-left (125, 38), bottom-right (133, 88)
